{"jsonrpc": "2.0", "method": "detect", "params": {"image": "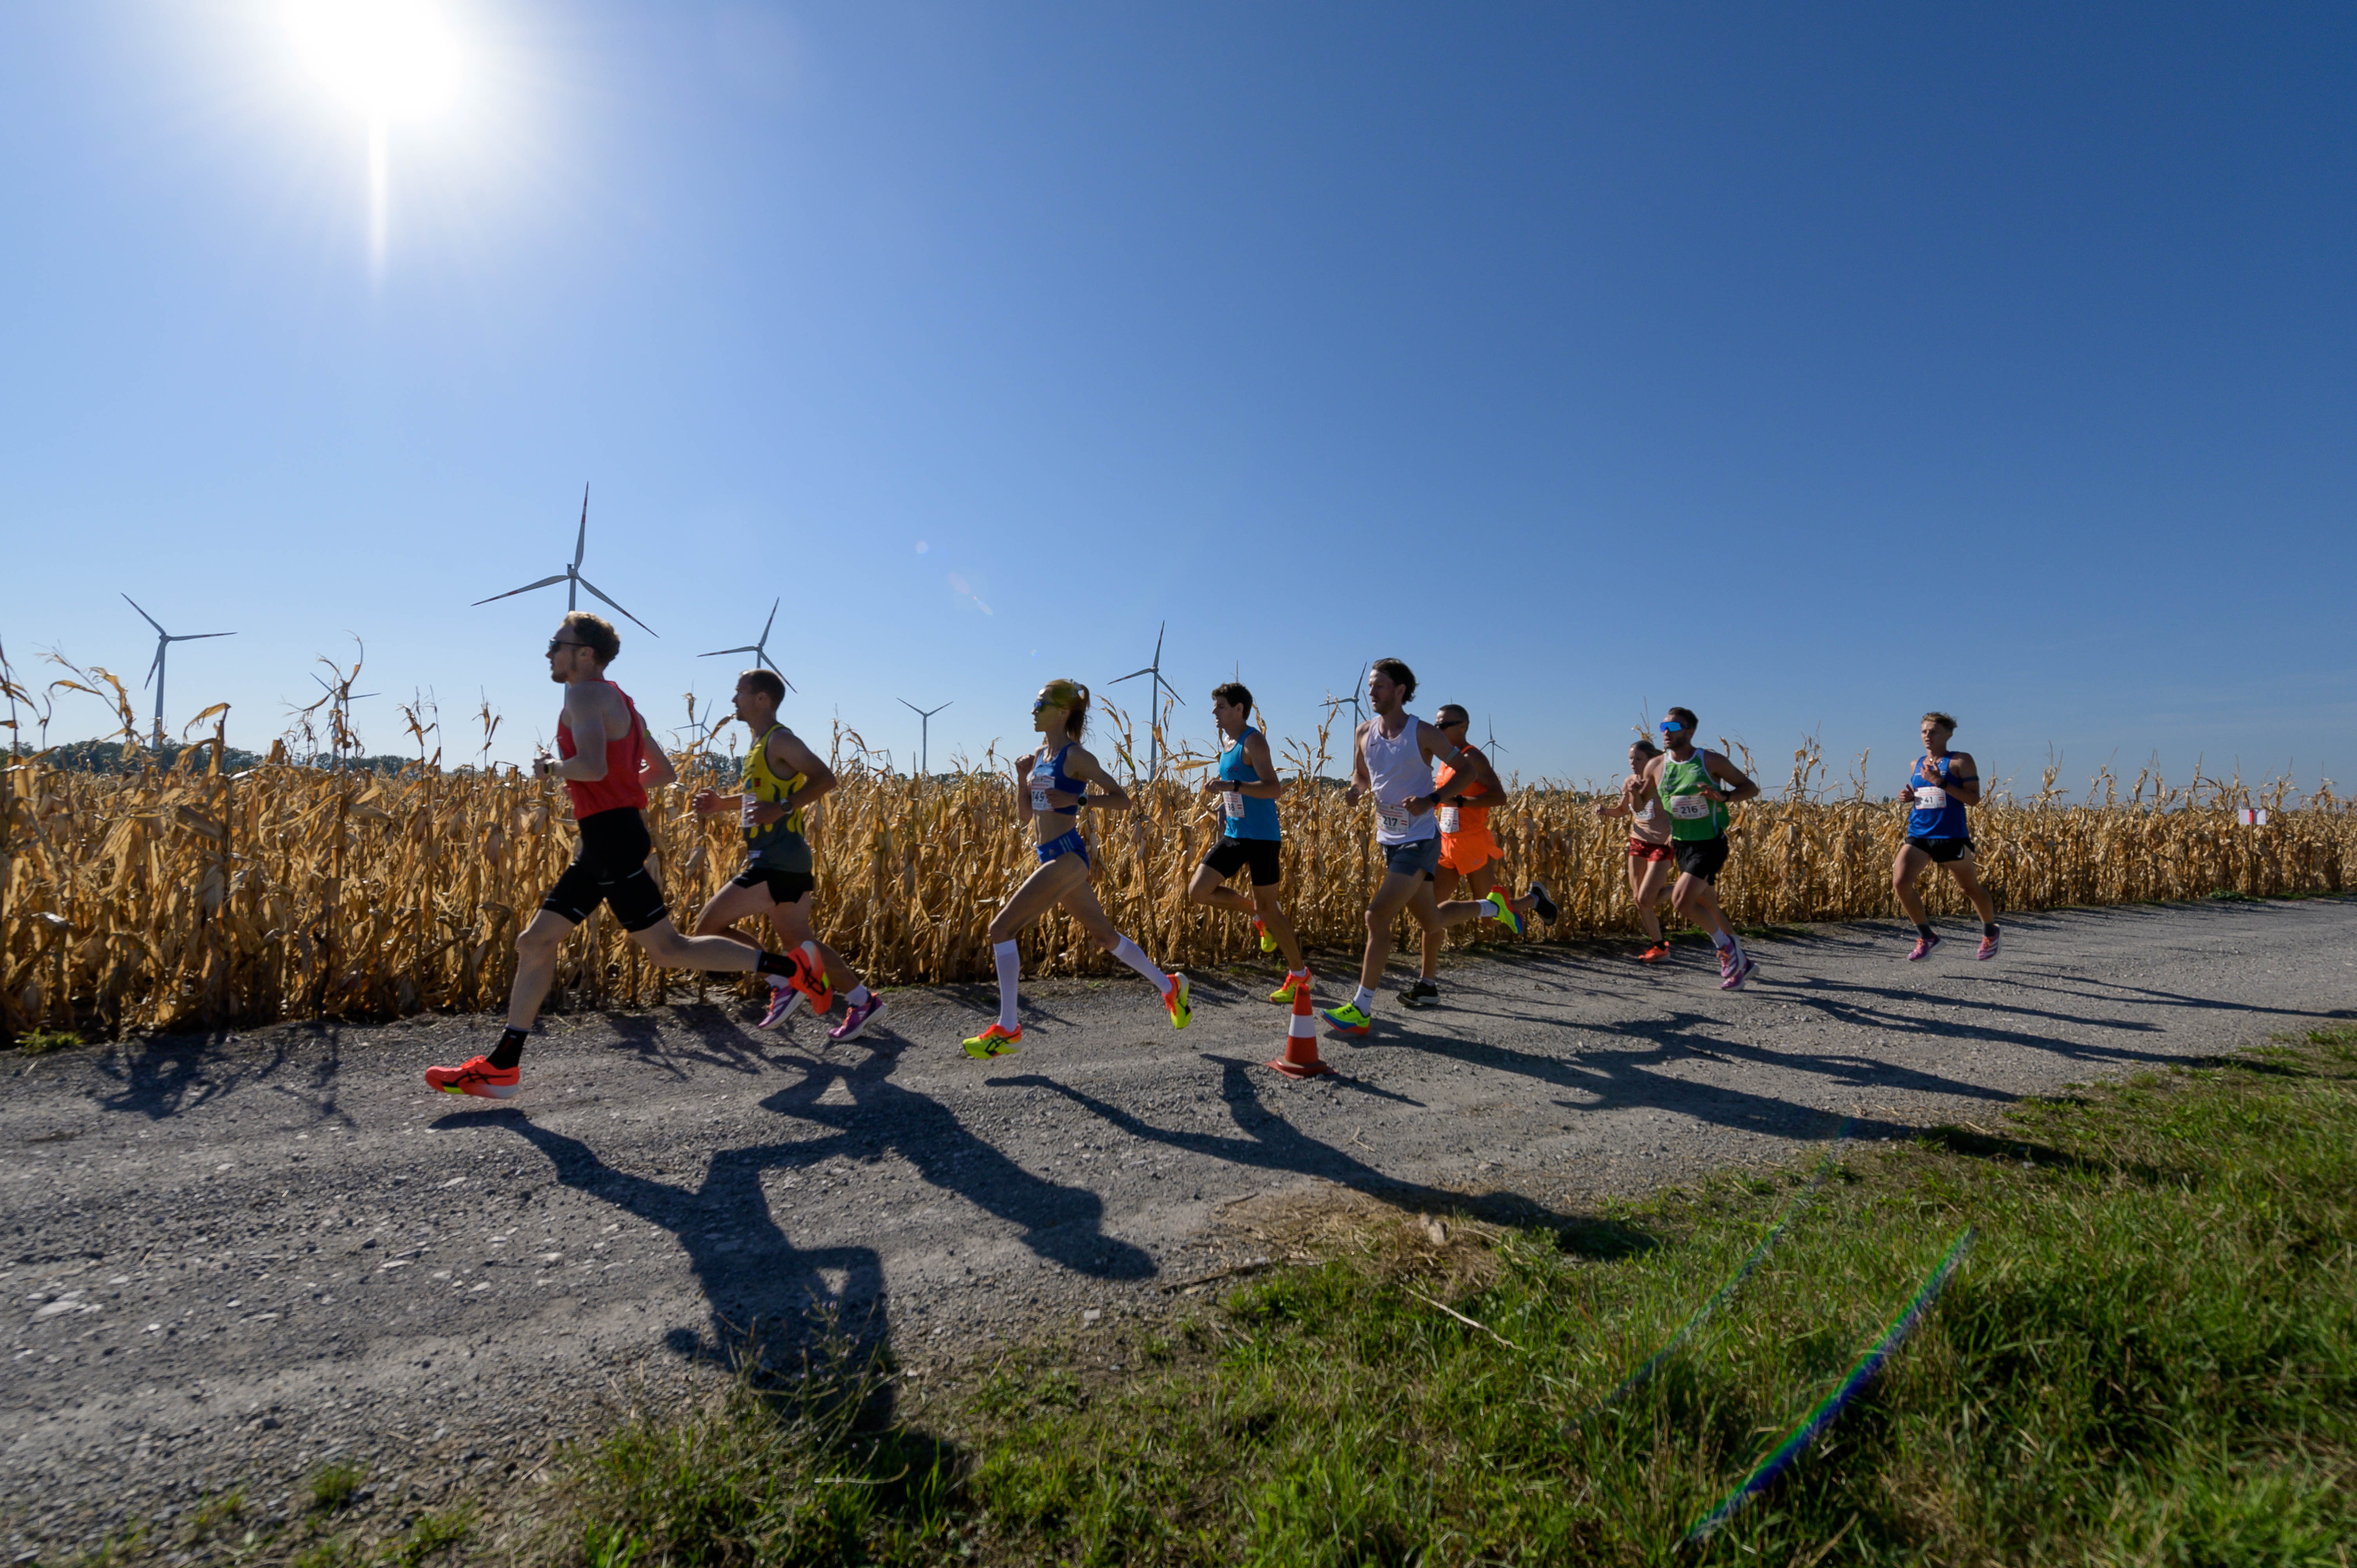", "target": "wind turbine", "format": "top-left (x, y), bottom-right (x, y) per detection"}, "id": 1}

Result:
top-left (1321, 661), bottom-right (1370, 731)
top-left (897, 698), bottom-right (952, 777)
top-left (1108, 621), bottom-right (1185, 778)
top-left (123, 595), bottom-right (233, 747)
top-left (699, 597), bottom-right (794, 690)
top-left (471, 485), bottom-right (656, 635)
